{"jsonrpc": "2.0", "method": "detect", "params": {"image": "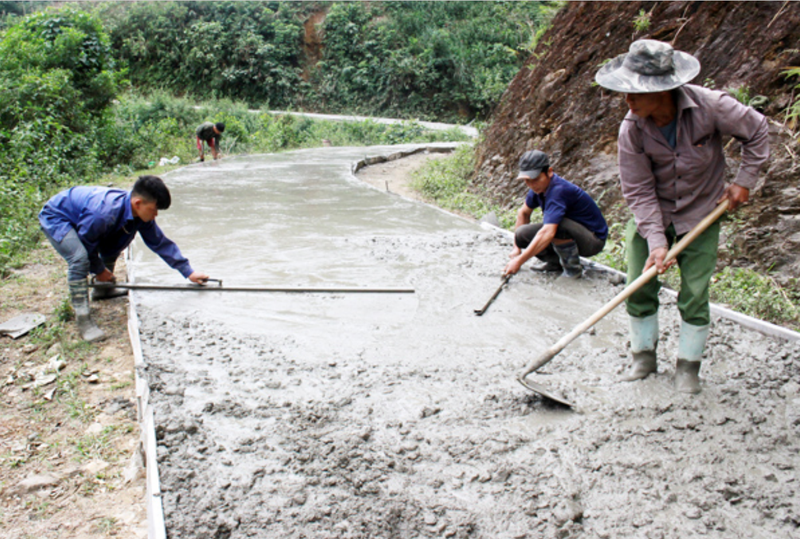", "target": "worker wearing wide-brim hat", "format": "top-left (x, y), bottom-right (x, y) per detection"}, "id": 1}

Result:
top-left (595, 39), bottom-right (769, 394)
